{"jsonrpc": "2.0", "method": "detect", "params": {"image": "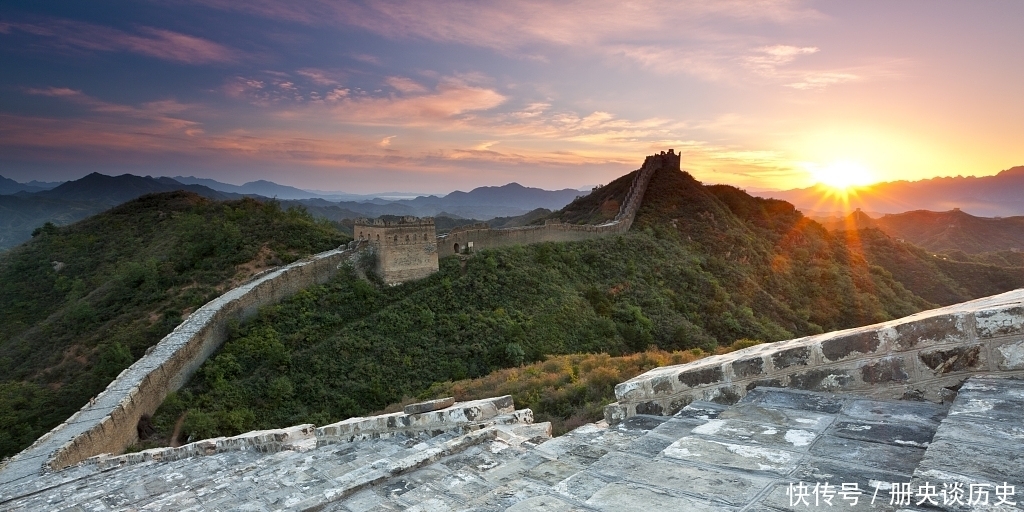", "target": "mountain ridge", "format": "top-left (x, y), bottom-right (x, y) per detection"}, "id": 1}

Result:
top-left (767, 165), bottom-right (1024, 217)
